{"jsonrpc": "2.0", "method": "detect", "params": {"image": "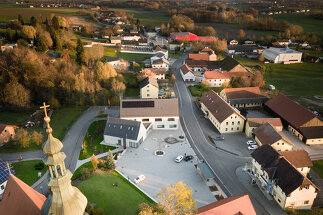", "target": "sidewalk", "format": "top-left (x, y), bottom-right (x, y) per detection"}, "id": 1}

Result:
top-left (235, 166), bottom-right (286, 215)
